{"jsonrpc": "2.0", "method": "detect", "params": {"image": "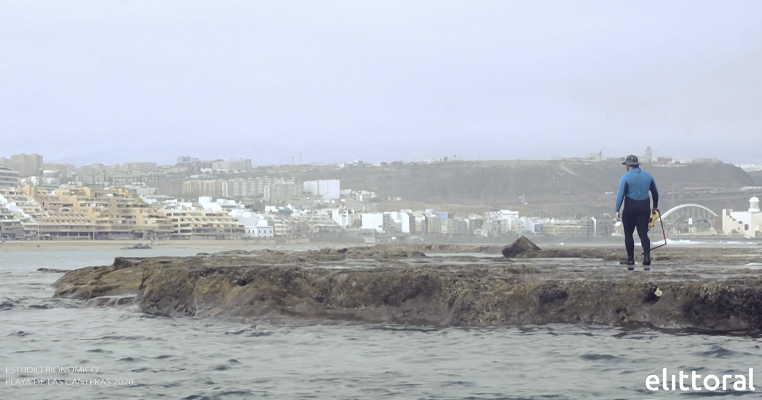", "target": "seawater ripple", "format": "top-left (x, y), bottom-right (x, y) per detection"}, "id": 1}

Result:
top-left (1, 249), bottom-right (761, 399)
